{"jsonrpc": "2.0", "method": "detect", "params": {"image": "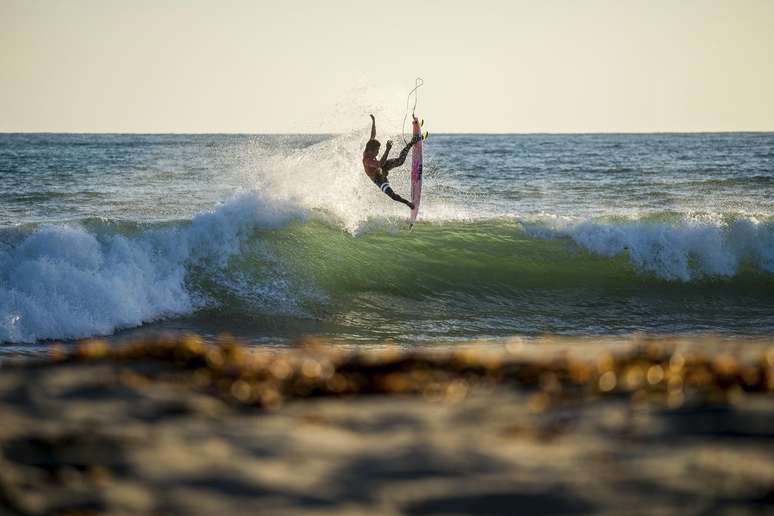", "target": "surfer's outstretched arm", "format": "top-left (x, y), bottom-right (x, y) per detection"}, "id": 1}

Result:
top-left (369, 114), bottom-right (376, 140)
top-left (379, 141), bottom-right (393, 167)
